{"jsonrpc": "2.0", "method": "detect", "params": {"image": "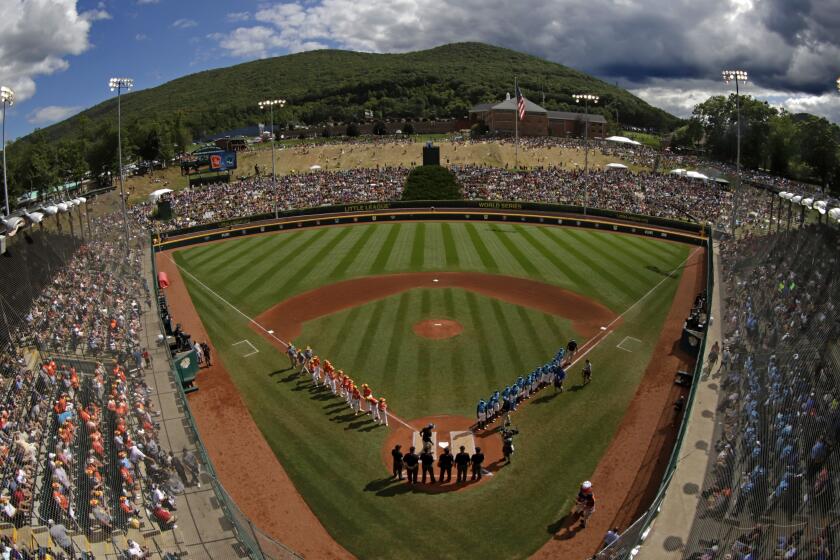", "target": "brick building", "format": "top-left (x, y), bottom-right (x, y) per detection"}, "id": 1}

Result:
top-left (469, 96), bottom-right (607, 138)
